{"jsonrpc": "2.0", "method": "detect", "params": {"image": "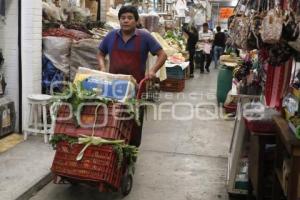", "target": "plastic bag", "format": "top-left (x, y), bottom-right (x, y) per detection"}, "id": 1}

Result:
top-left (42, 36), bottom-right (72, 74)
top-left (42, 55), bottom-right (64, 94)
top-left (70, 39), bottom-right (101, 81)
top-left (42, 2), bottom-right (61, 21)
